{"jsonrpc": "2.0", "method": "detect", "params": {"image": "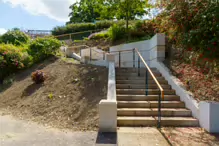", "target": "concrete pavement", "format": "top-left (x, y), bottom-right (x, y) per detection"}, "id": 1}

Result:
top-left (0, 114), bottom-right (169, 146)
